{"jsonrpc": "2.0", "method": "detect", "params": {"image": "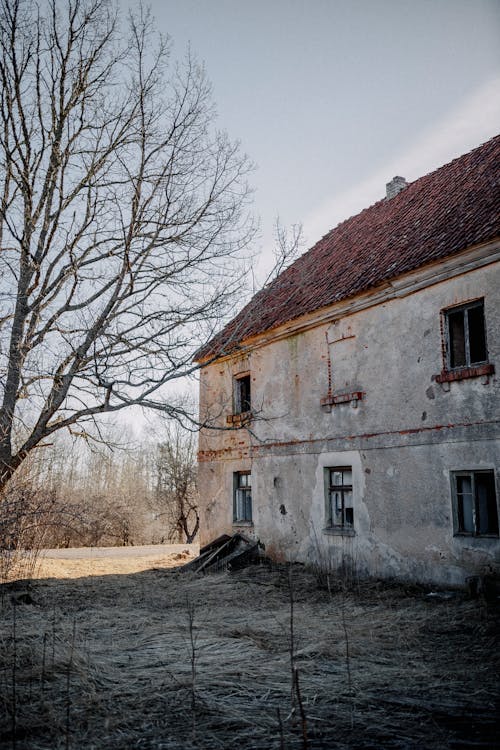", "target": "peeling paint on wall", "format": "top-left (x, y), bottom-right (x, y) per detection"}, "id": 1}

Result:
top-left (198, 260), bottom-right (500, 586)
